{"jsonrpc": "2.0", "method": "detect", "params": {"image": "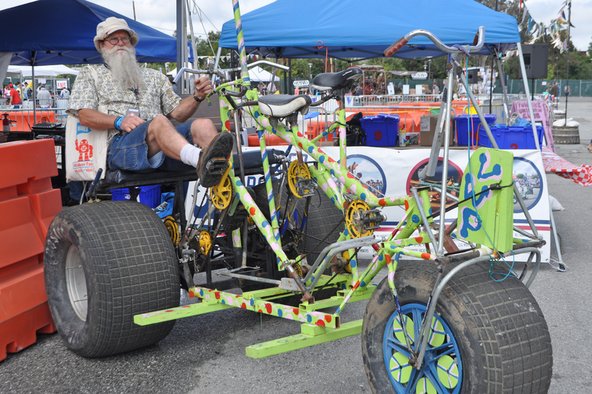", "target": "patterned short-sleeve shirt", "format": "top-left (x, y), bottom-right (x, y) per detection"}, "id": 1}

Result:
top-left (68, 64), bottom-right (181, 138)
